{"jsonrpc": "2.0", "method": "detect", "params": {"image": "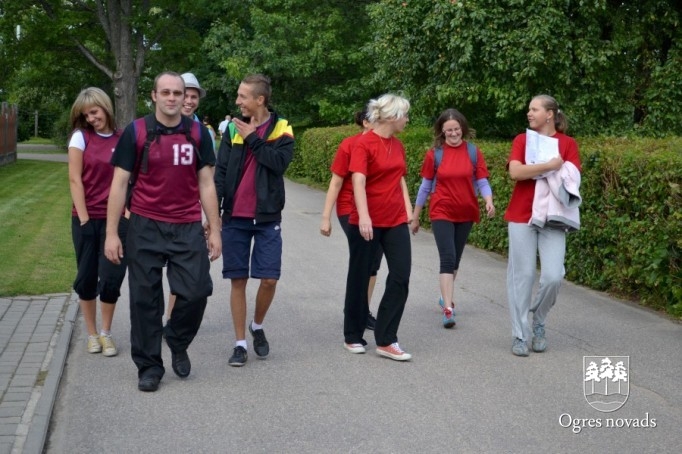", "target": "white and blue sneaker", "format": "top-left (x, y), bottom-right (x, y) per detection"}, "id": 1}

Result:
top-left (439, 296), bottom-right (456, 328)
